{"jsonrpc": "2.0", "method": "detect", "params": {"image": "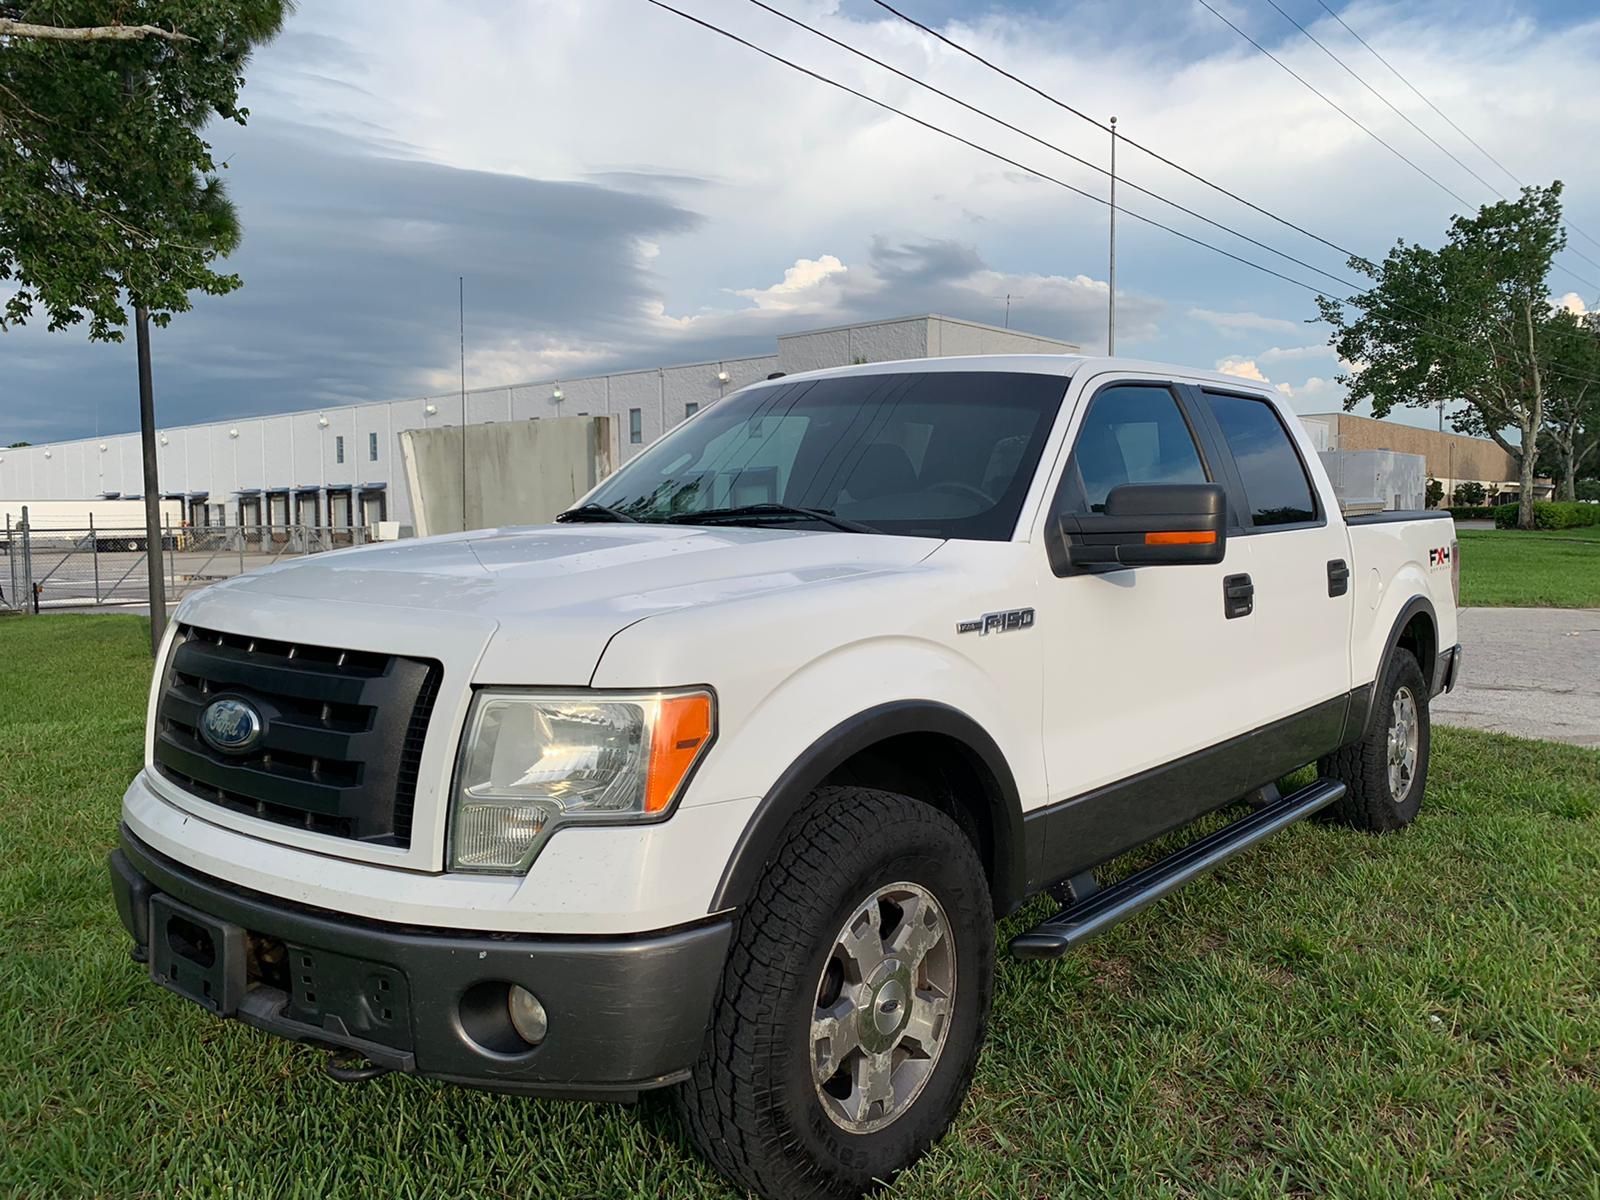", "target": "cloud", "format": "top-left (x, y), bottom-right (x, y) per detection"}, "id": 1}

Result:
top-left (1555, 291), bottom-right (1590, 315)
top-left (656, 238), bottom-right (1156, 355)
top-left (1274, 375), bottom-right (1346, 412)
top-left (1189, 308), bottom-right (1308, 337)
top-left (1256, 343), bottom-right (1335, 364)
top-left (8, 0), bottom-right (1600, 443)
top-left (1216, 357), bottom-right (1270, 382)
top-left (733, 255), bottom-right (849, 312)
